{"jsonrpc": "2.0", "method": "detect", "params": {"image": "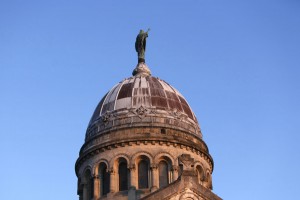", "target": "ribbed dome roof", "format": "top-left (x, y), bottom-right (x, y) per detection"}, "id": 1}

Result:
top-left (86, 63), bottom-right (201, 141)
